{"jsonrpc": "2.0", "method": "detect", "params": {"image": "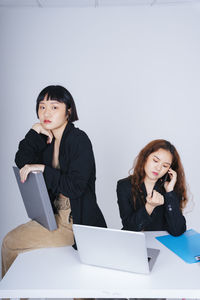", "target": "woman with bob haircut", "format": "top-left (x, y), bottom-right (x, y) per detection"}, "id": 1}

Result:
top-left (117, 139), bottom-right (188, 236)
top-left (2, 85), bottom-right (107, 277)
